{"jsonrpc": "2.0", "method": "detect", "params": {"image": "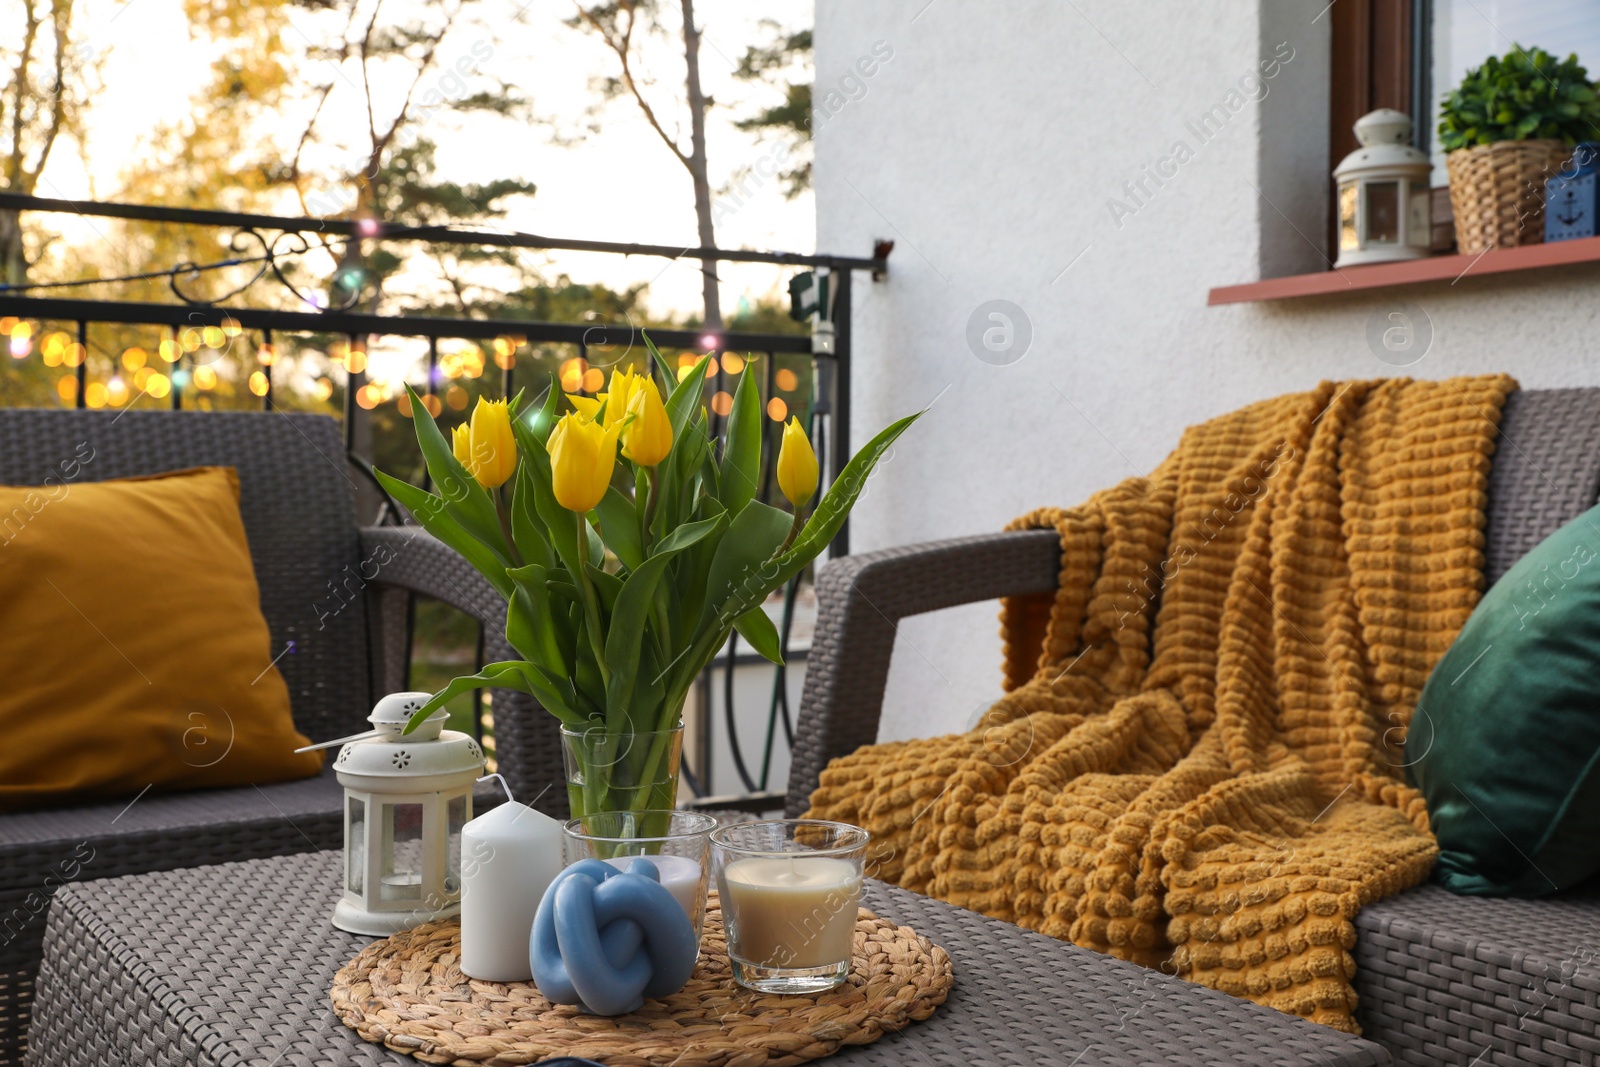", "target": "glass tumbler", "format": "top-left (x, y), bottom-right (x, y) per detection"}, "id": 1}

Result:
top-left (561, 809), bottom-right (716, 940)
top-left (710, 819), bottom-right (869, 994)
